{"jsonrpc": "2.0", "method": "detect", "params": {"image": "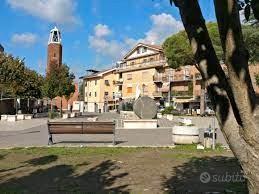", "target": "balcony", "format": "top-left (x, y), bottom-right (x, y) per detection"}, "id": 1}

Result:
top-left (104, 95), bottom-right (115, 101)
top-left (153, 73), bottom-right (194, 83)
top-left (172, 90), bottom-right (193, 97)
top-left (114, 78), bottom-right (123, 85)
top-left (152, 91), bottom-right (163, 97)
top-left (117, 60), bottom-right (166, 73)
